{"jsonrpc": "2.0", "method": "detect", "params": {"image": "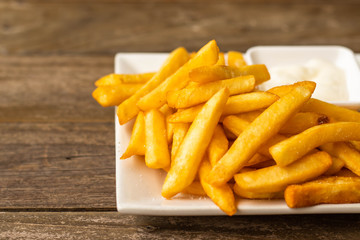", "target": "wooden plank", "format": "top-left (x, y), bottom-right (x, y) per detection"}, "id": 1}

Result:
top-left (0, 1), bottom-right (359, 55)
top-left (0, 122), bottom-right (116, 209)
top-left (0, 212), bottom-right (360, 239)
top-left (0, 56), bottom-right (114, 122)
